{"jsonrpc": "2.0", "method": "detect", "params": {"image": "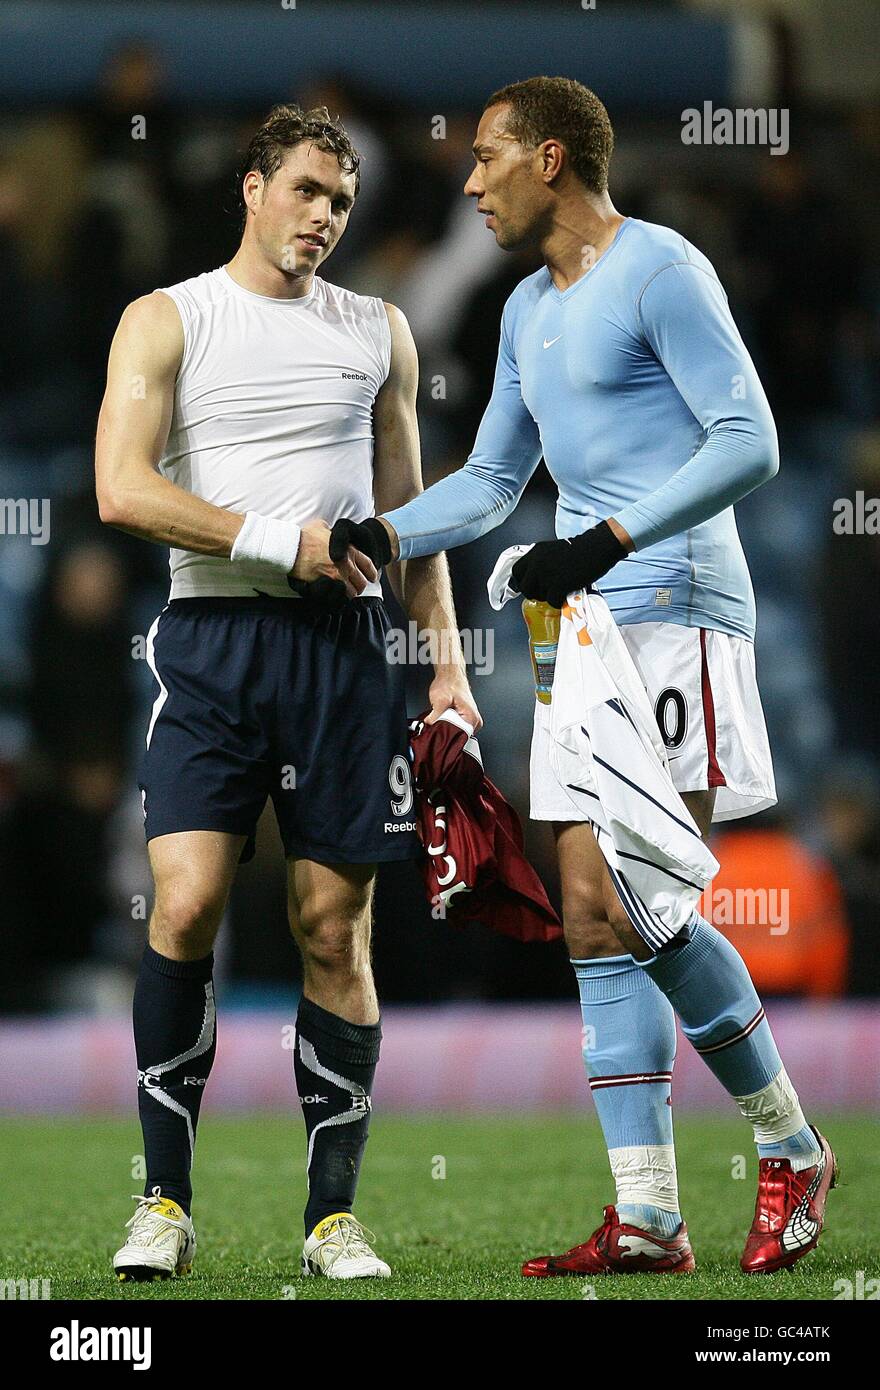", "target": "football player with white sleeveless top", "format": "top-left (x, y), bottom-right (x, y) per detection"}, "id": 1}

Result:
top-left (340, 78), bottom-right (837, 1278)
top-left (95, 104), bottom-right (479, 1283)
